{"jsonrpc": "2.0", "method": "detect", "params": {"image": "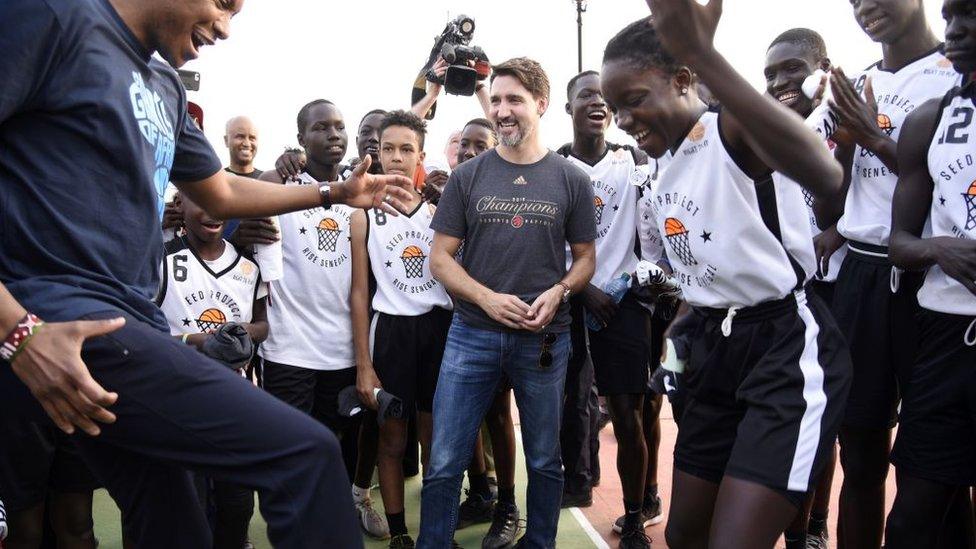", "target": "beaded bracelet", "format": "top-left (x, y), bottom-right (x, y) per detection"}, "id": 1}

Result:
top-left (1, 313), bottom-right (45, 363)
